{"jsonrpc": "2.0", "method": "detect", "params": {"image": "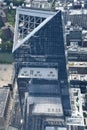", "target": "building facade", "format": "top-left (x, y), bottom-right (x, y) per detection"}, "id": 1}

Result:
top-left (12, 7), bottom-right (84, 130)
top-left (0, 88), bottom-right (10, 130)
